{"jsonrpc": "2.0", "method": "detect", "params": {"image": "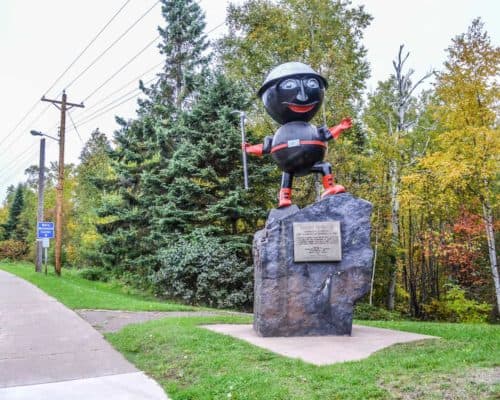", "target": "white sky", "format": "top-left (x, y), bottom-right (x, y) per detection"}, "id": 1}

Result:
top-left (1, 0), bottom-right (499, 201)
